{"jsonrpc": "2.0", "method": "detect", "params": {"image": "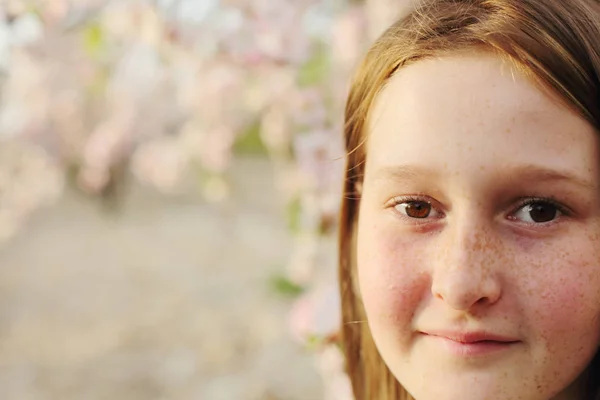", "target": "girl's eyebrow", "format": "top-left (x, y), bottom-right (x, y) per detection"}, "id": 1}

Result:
top-left (370, 165), bottom-right (439, 183)
top-left (505, 164), bottom-right (596, 190)
top-left (370, 164), bottom-right (596, 190)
